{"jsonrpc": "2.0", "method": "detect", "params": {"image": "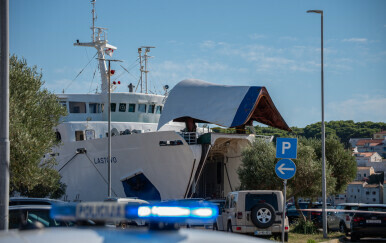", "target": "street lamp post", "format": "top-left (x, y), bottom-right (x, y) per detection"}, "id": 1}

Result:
top-left (307, 9), bottom-right (327, 238)
top-left (105, 58), bottom-right (122, 198)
